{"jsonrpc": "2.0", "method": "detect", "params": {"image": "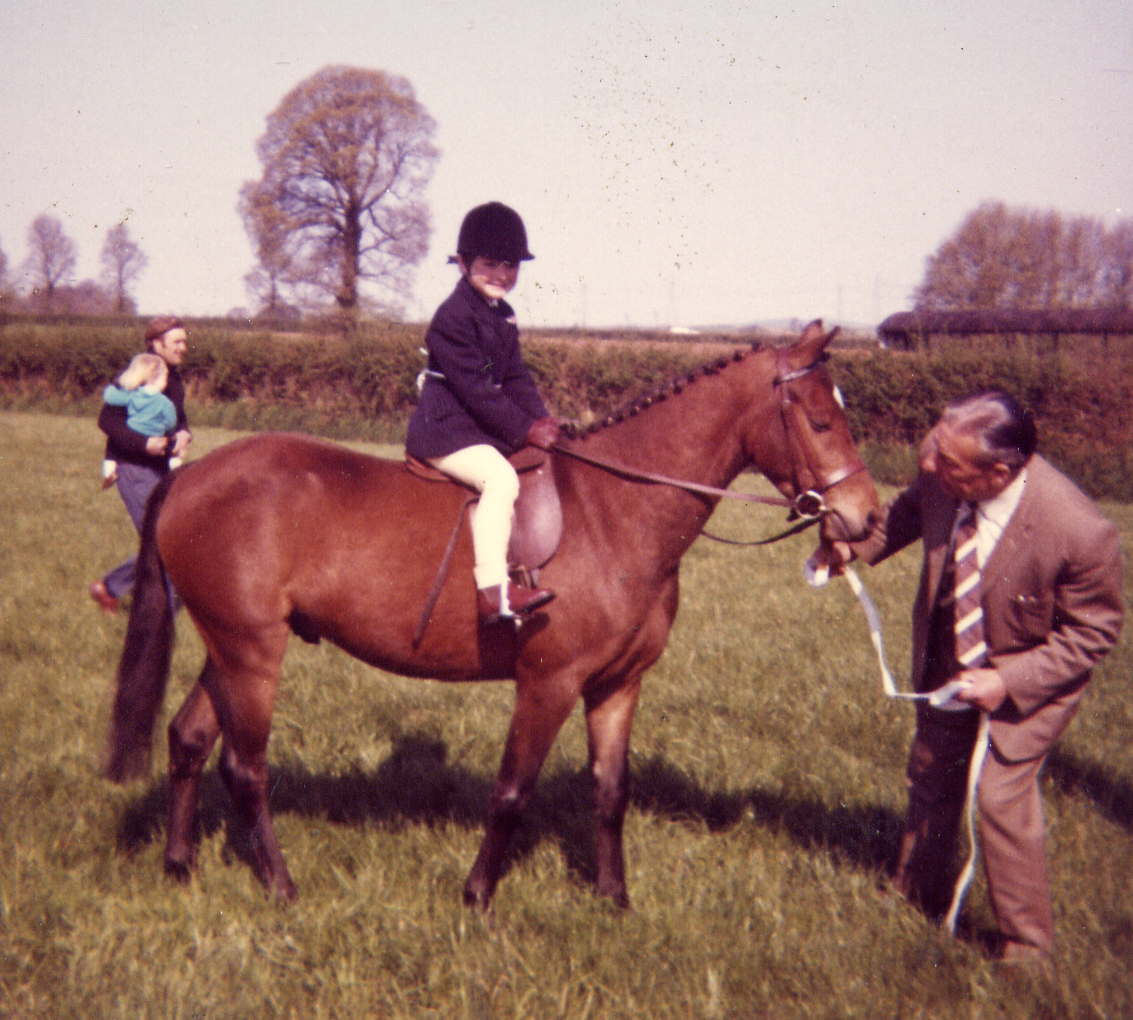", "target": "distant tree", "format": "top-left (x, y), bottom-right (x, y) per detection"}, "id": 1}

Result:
top-left (0, 238), bottom-right (10, 310)
top-left (914, 201), bottom-right (1132, 311)
top-left (1100, 219), bottom-right (1133, 308)
top-left (57, 279), bottom-right (114, 315)
top-left (100, 223), bottom-right (148, 314)
top-left (238, 182), bottom-right (304, 317)
top-left (241, 65), bottom-right (439, 323)
top-left (23, 214), bottom-right (78, 313)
